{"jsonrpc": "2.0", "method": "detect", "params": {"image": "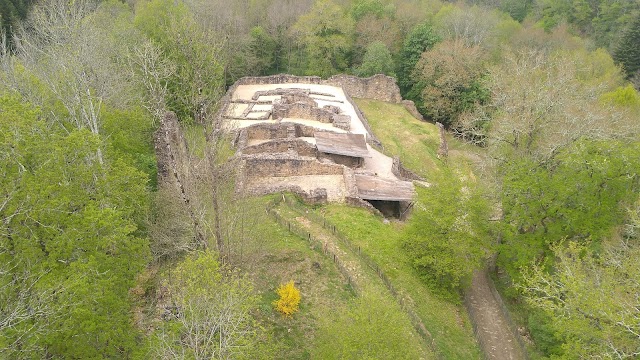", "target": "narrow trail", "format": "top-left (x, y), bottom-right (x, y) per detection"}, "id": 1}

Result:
top-left (466, 270), bottom-right (526, 360)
